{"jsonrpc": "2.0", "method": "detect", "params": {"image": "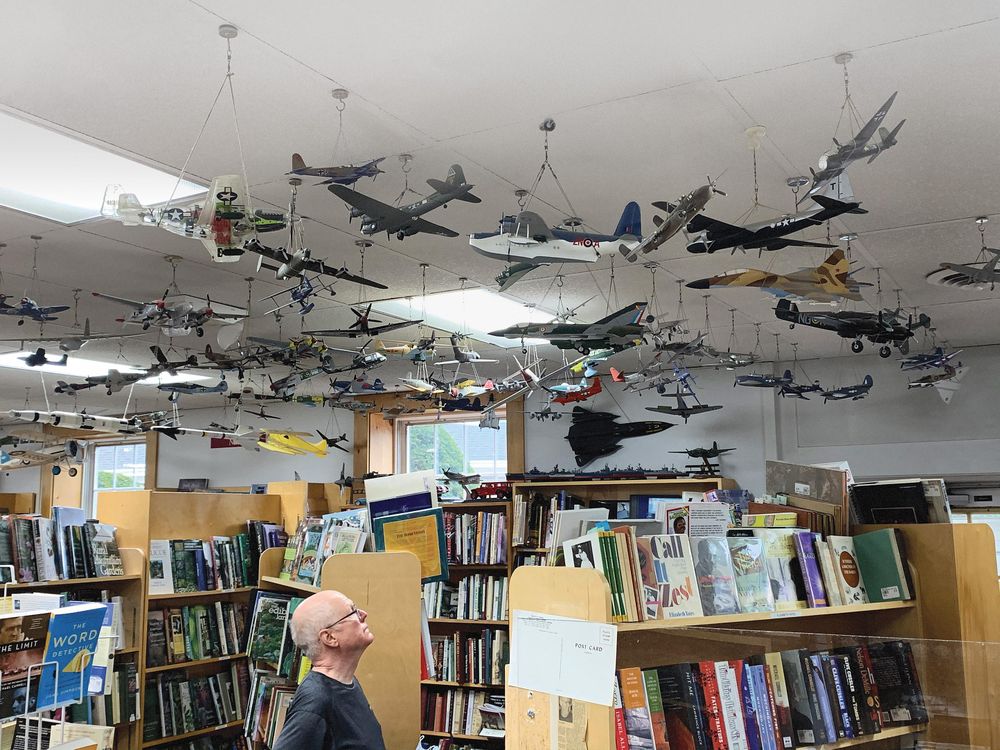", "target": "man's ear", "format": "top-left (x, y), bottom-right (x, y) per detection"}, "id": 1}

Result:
top-left (320, 628), bottom-right (339, 650)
